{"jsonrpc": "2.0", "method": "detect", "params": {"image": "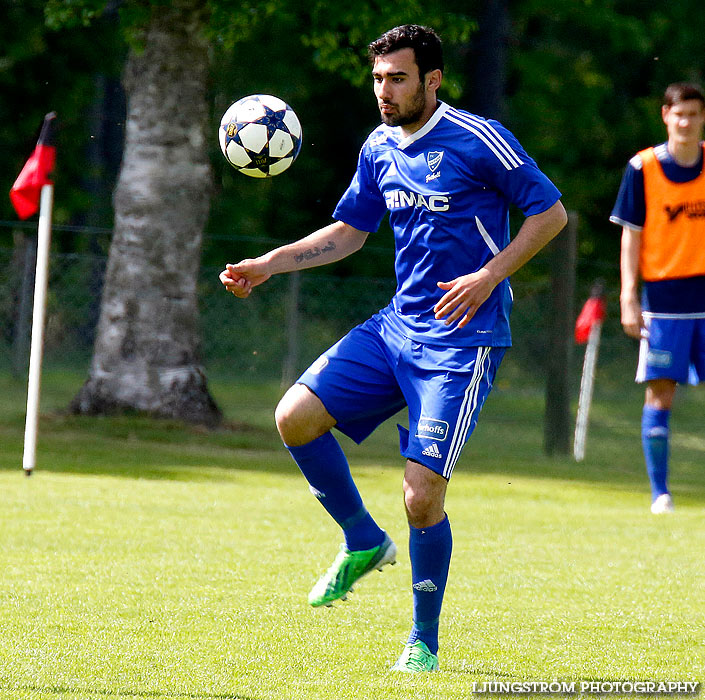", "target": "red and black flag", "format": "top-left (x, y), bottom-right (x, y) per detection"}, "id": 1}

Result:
top-left (10, 112), bottom-right (57, 220)
top-left (575, 281), bottom-right (607, 344)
